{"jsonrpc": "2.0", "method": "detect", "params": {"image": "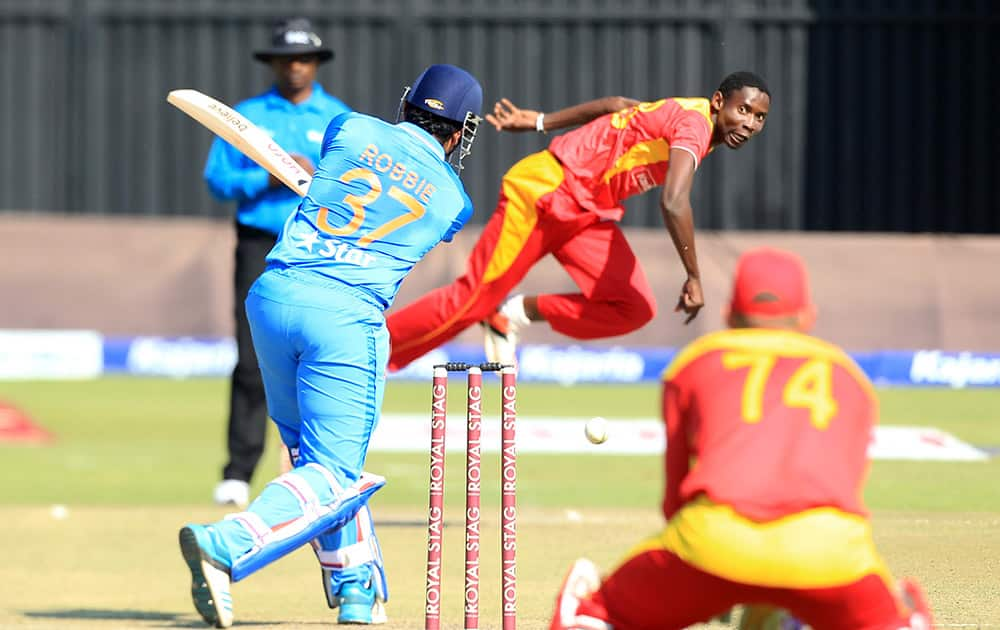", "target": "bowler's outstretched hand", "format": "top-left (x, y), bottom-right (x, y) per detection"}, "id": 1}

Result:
top-left (675, 276), bottom-right (704, 324)
top-left (485, 98), bottom-right (537, 132)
